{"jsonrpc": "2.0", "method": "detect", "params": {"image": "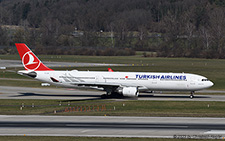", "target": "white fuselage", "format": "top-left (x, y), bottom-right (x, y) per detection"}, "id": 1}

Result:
top-left (20, 70), bottom-right (214, 92)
